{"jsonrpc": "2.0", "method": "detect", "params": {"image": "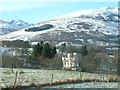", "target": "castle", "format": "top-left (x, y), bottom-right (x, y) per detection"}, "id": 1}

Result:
top-left (62, 53), bottom-right (80, 70)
